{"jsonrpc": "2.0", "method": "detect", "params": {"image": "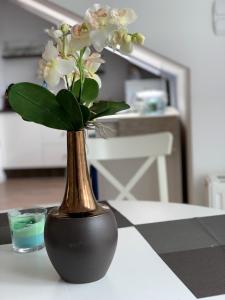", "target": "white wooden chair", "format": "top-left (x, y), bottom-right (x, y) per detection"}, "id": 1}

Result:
top-left (86, 132), bottom-right (173, 202)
